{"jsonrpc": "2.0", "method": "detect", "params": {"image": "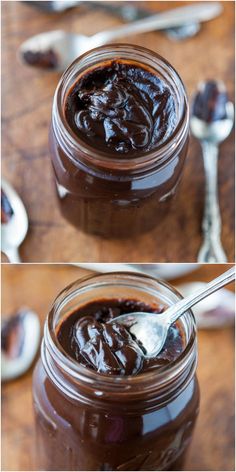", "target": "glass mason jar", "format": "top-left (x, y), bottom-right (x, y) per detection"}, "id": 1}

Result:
top-left (49, 44), bottom-right (189, 238)
top-left (33, 272), bottom-right (199, 471)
